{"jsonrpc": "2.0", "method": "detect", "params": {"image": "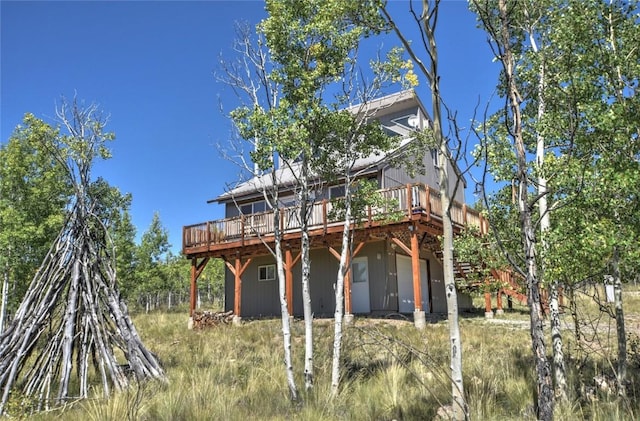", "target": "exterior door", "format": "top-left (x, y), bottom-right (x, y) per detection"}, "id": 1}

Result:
top-left (396, 254), bottom-right (429, 313)
top-left (351, 256), bottom-right (371, 313)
